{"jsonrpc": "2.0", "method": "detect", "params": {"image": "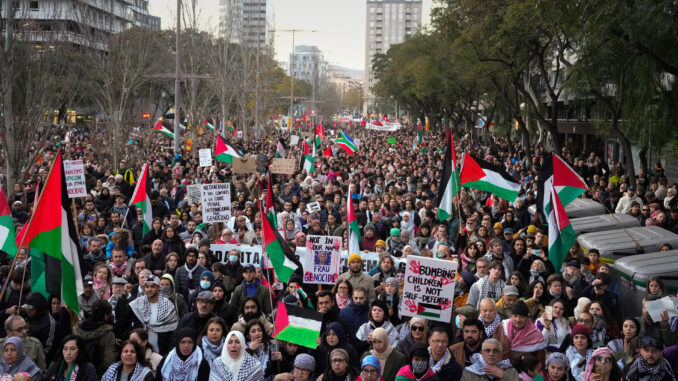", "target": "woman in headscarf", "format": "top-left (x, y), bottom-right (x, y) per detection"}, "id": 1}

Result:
top-left (0, 337), bottom-right (41, 380)
top-left (533, 352), bottom-right (573, 381)
top-left (160, 274), bottom-right (189, 319)
top-left (209, 331), bottom-right (264, 381)
top-left (312, 322), bottom-right (360, 376)
top-left (363, 327), bottom-right (407, 381)
top-left (101, 340), bottom-right (154, 381)
top-left (582, 347), bottom-right (622, 381)
top-left (356, 355), bottom-right (383, 381)
top-left (201, 317), bottom-right (228, 366)
top-left (376, 277), bottom-right (401, 326)
top-left (272, 353), bottom-right (316, 381)
top-left (44, 335), bottom-right (98, 381)
top-left (211, 283), bottom-right (237, 328)
top-left (317, 348), bottom-right (359, 381)
top-left (189, 270), bottom-right (215, 307)
top-left (157, 327), bottom-right (210, 380)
